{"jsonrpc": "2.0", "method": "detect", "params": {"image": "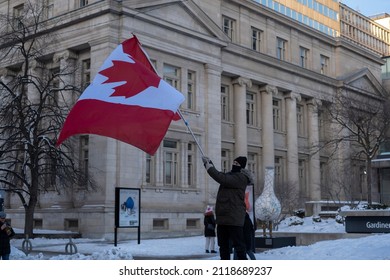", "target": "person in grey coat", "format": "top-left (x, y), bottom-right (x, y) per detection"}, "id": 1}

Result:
top-left (202, 155), bottom-right (253, 260)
